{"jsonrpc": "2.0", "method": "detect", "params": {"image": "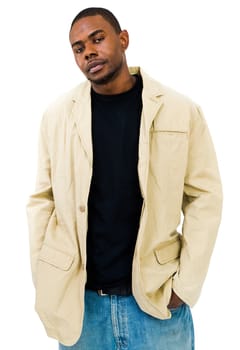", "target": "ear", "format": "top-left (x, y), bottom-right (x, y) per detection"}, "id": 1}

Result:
top-left (119, 30), bottom-right (129, 51)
